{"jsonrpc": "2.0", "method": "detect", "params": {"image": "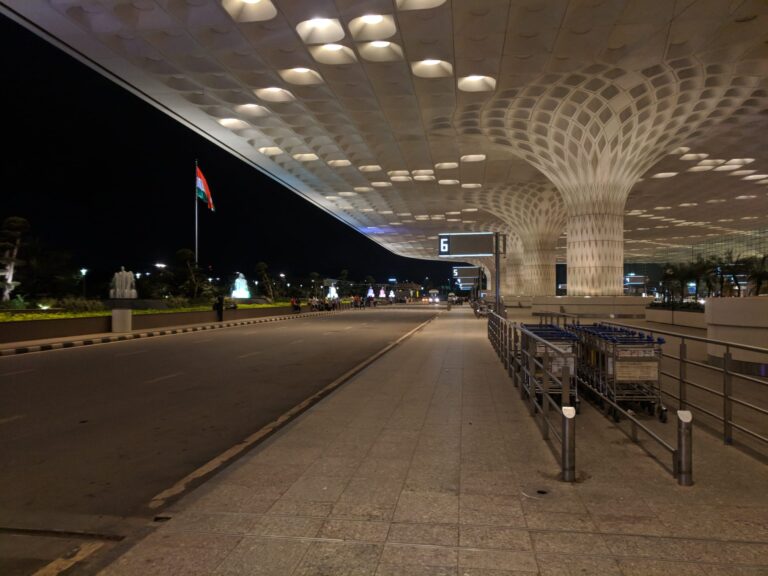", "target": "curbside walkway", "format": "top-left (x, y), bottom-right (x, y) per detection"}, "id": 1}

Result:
top-left (0, 307), bottom-right (353, 357)
top-left (96, 307), bottom-right (768, 576)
